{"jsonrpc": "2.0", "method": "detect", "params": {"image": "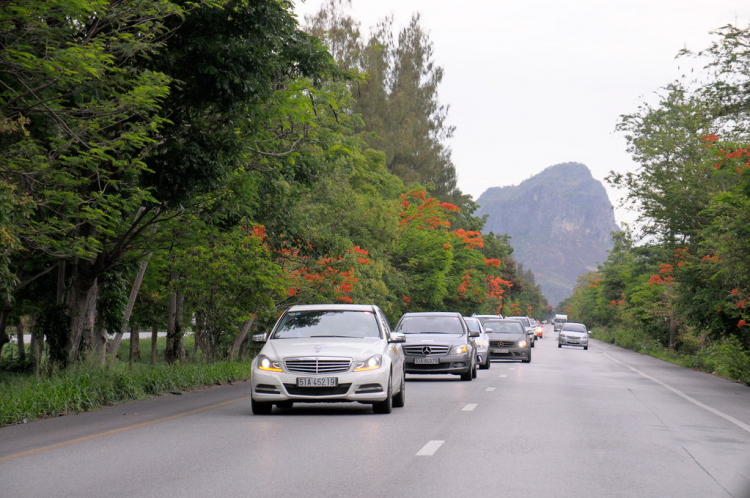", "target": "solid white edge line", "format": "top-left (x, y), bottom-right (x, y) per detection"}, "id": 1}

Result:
top-left (416, 440), bottom-right (445, 456)
top-left (462, 404), bottom-right (478, 411)
top-left (603, 352), bottom-right (750, 435)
